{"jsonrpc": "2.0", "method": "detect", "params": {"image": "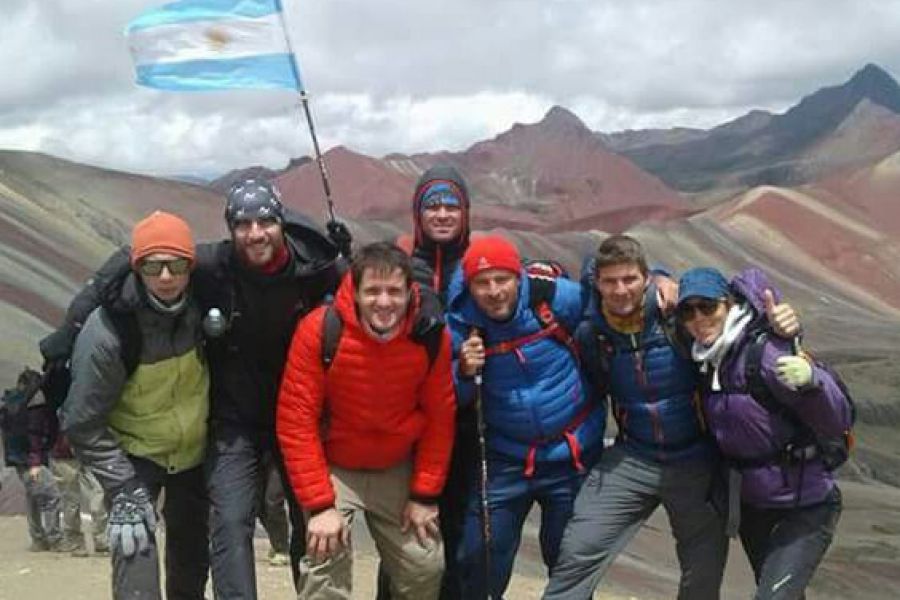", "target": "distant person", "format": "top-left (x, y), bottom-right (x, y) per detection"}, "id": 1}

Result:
top-left (61, 211), bottom-right (210, 599)
top-left (544, 235), bottom-right (799, 600)
top-left (49, 437), bottom-right (109, 556)
top-left (277, 242), bottom-right (456, 599)
top-left (449, 235), bottom-right (606, 599)
top-left (675, 267), bottom-right (850, 600)
top-left (0, 367), bottom-right (65, 552)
